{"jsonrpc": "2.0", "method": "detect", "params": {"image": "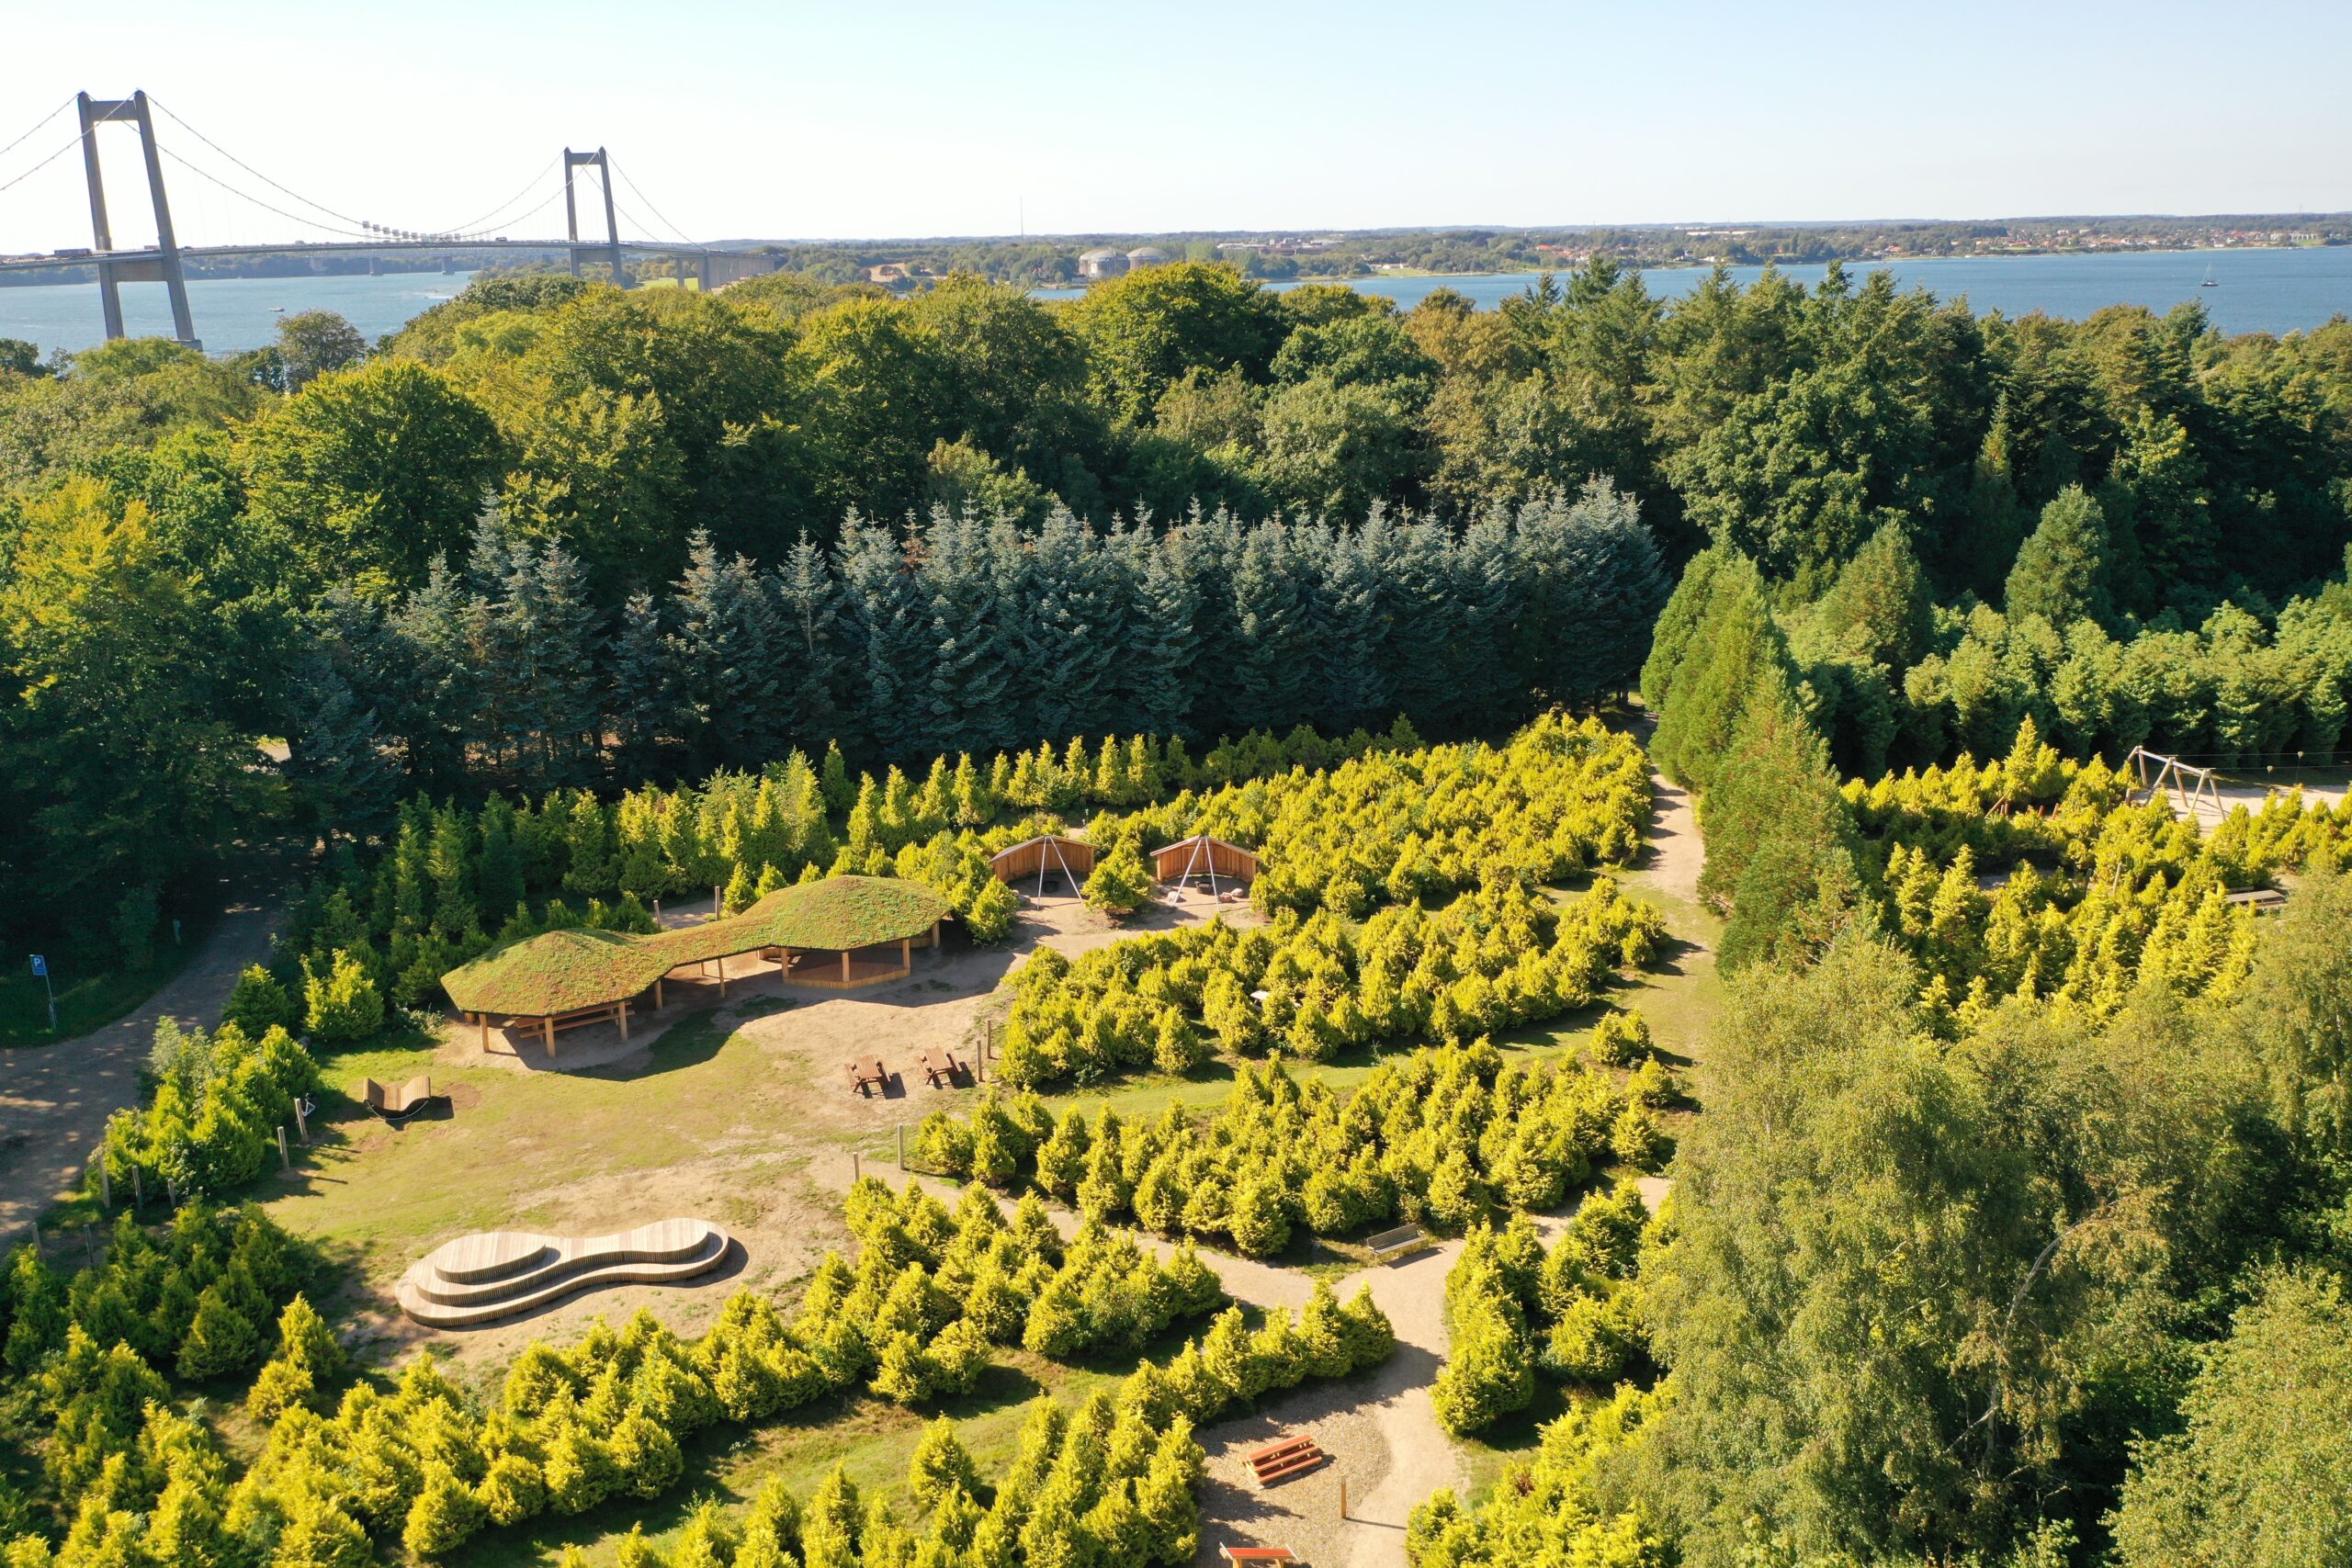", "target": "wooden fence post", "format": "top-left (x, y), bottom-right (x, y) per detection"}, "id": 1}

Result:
top-left (132, 1167), bottom-right (143, 1208)
top-left (277, 1127), bottom-right (290, 1171)
top-left (852, 1152), bottom-right (861, 1184)
top-left (293, 1098), bottom-right (308, 1145)
top-left (97, 1159), bottom-right (110, 1210)
top-left (1340, 1477), bottom-right (1348, 1520)
top-left (898, 1124), bottom-right (906, 1171)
